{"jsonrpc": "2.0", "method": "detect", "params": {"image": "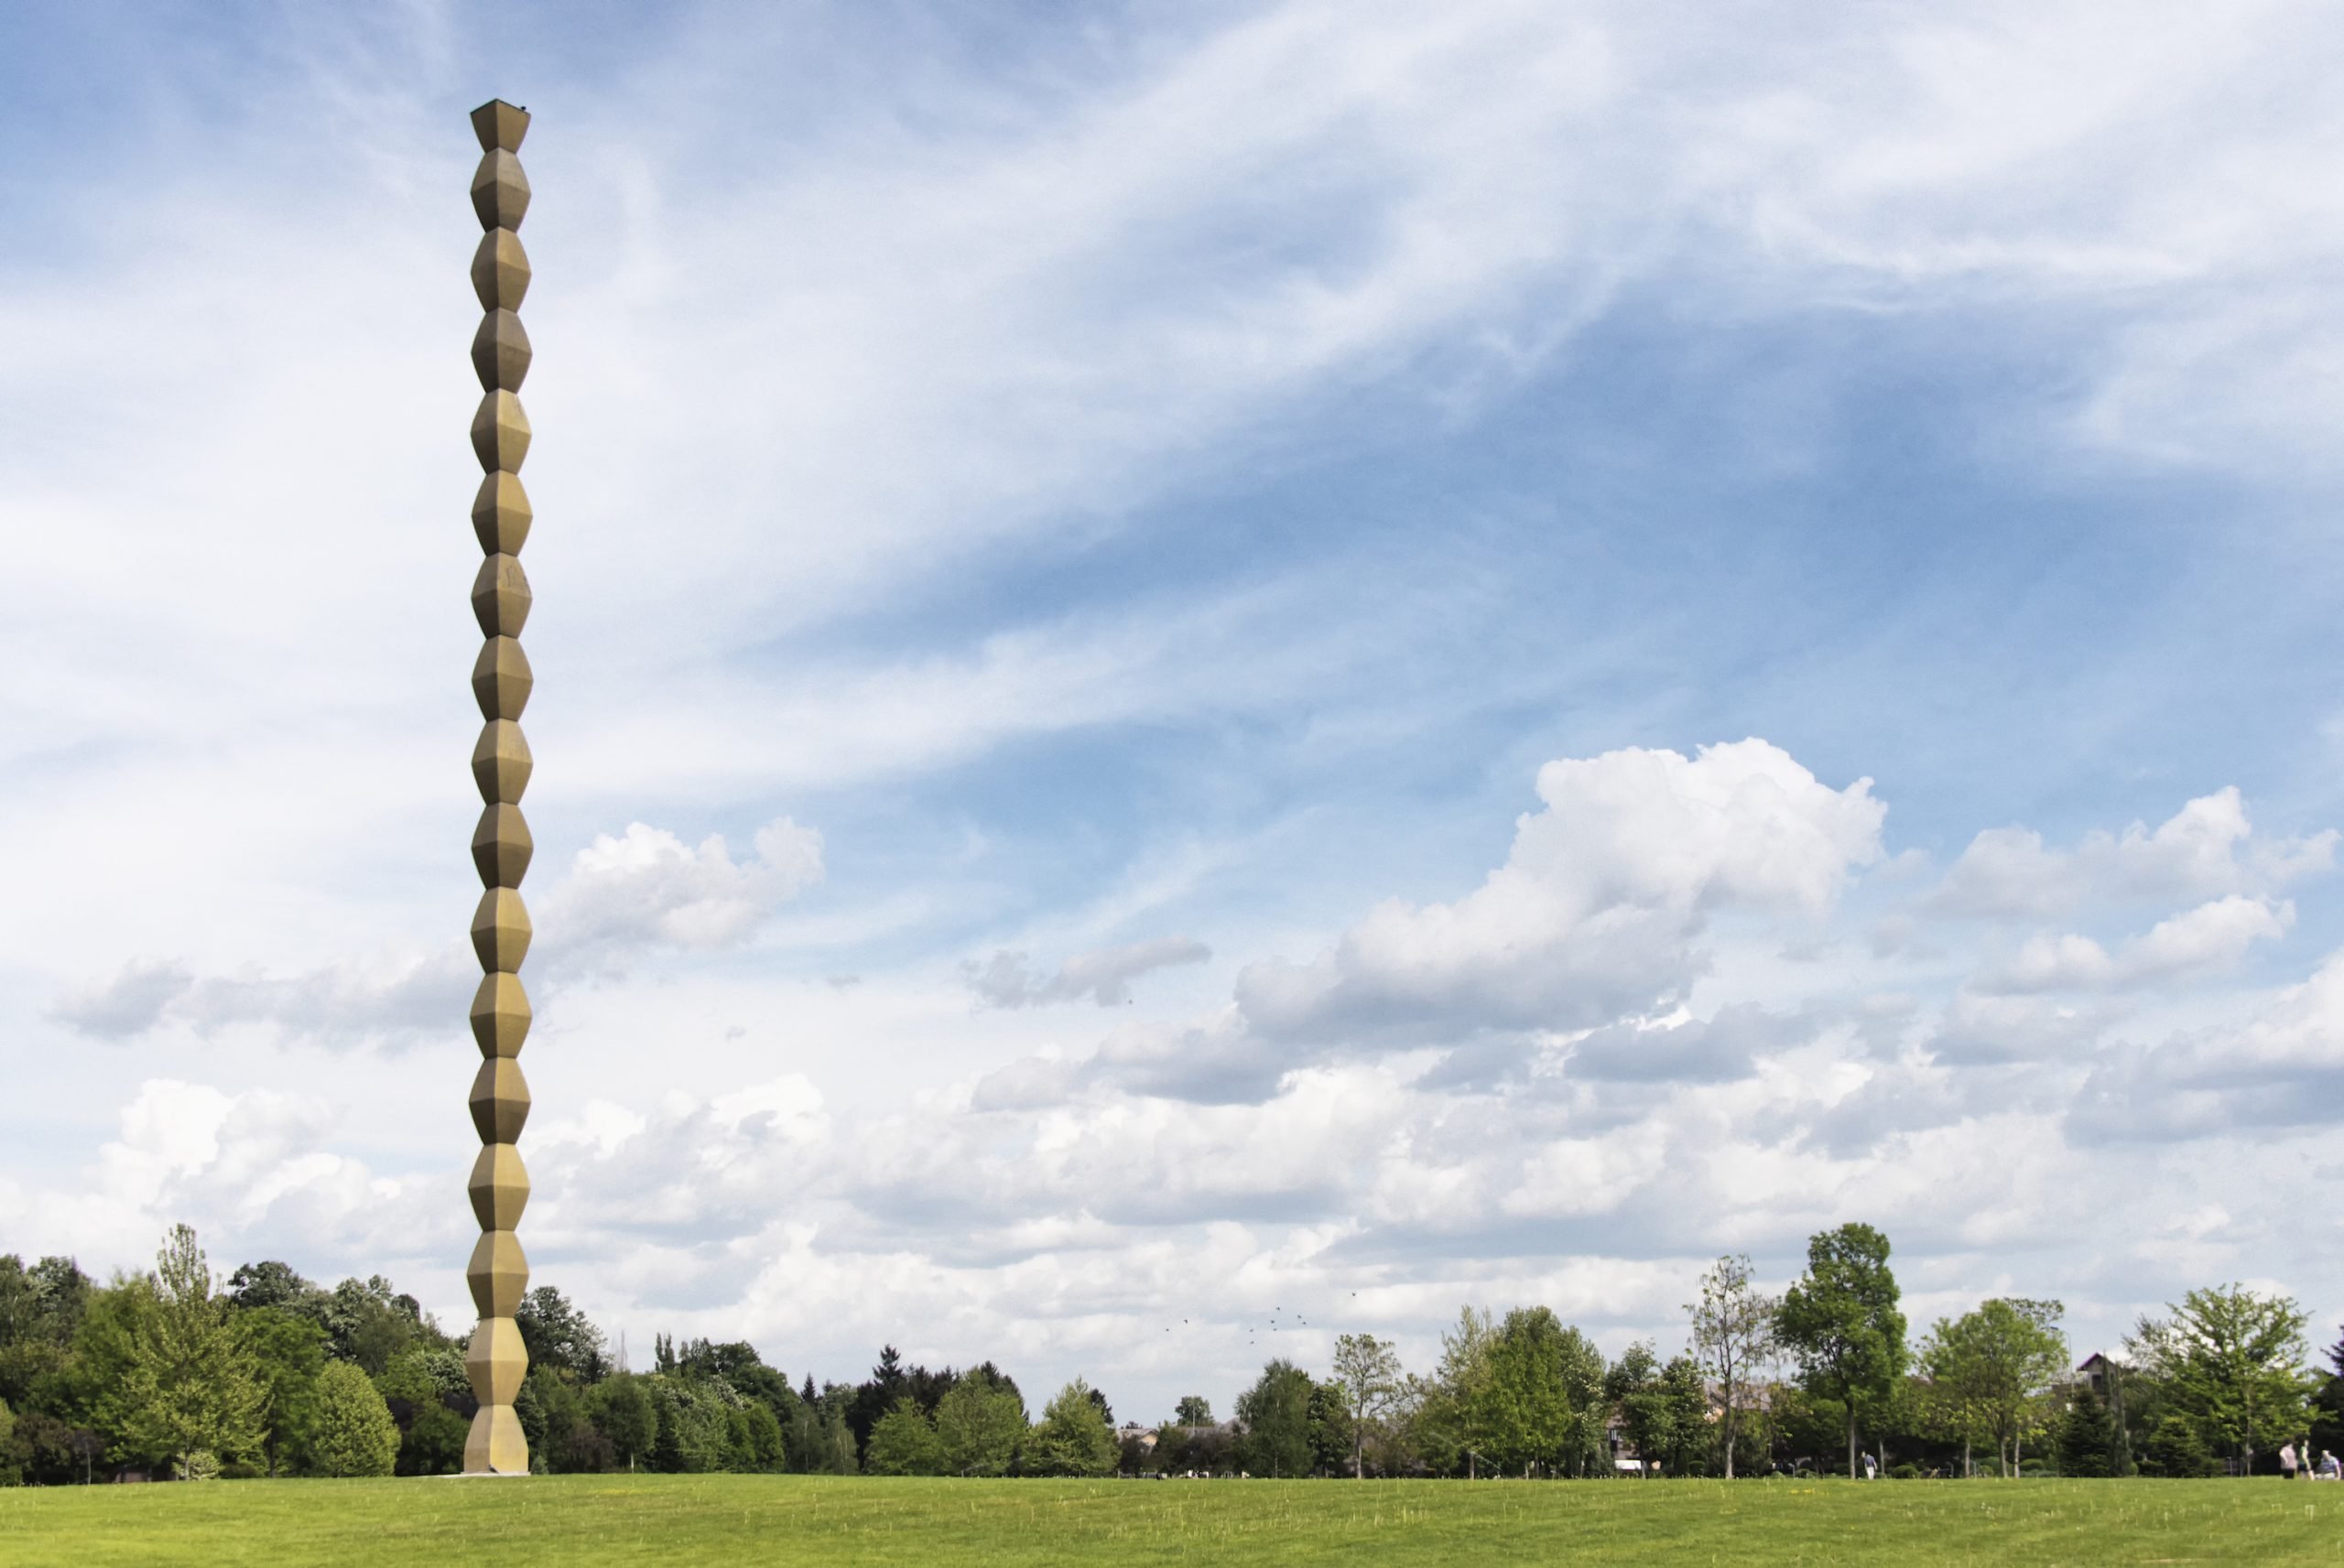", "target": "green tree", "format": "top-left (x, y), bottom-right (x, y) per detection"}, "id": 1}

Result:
top-left (2129, 1285), bottom-right (2316, 1471)
top-left (1608, 1343), bottom-right (1708, 1476)
top-left (1606, 1342), bottom-right (1663, 1471)
top-left (742, 1400), bottom-right (786, 1471)
top-left (1776, 1222), bottom-right (1907, 1479)
top-left (1236, 1360), bottom-right (1317, 1476)
top-left (309, 1360), bottom-right (399, 1476)
top-left (1331, 1333), bottom-right (1403, 1478)
top-left (2056, 1384), bottom-right (2124, 1477)
top-left (936, 1369), bottom-right (1025, 1476)
top-left (515, 1287), bottom-right (607, 1383)
top-left (2310, 1329), bottom-right (2344, 1465)
top-left (1409, 1306), bottom-right (1495, 1476)
top-left (1027, 1377), bottom-right (1118, 1477)
top-left (2142, 1411), bottom-right (2216, 1477)
top-left (0, 1255), bottom-right (92, 1411)
top-left (404, 1405), bottom-right (469, 1475)
top-left (1921, 1299), bottom-right (2067, 1479)
top-left (1479, 1307), bottom-right (1572, 1476)
top-left (224, 1261), bottom-right (322, 1318)
top-left (590, 1373), bottom-right (657, 1471)
top-left (1307, 1379), bottom-right (1354, 1475)
top-left (0, 1398), bottom-right (16, 1486)
top-left (649, 1376), bottom-right (735, 1472)
top-left (240, 1306), bottom-right (327, 1477)
top-left (1173, 1395), bottom-right (1212, 1426)
top-left (526, 1369), bottom-right (589, 1472)
top-left (864, 1395), bottom-right (946, 1475)
top-left (107, 1227), bottom-right (266, 1476)
top-left (375, 1346), bottom-right (467, 1428)
top-left (319, 1277), bottom-right (425, 1376)
top-left (1687, 1253), bottom-right (1777, 1479)
top-left (1654, 1355), bottom-right (1712, 1475)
